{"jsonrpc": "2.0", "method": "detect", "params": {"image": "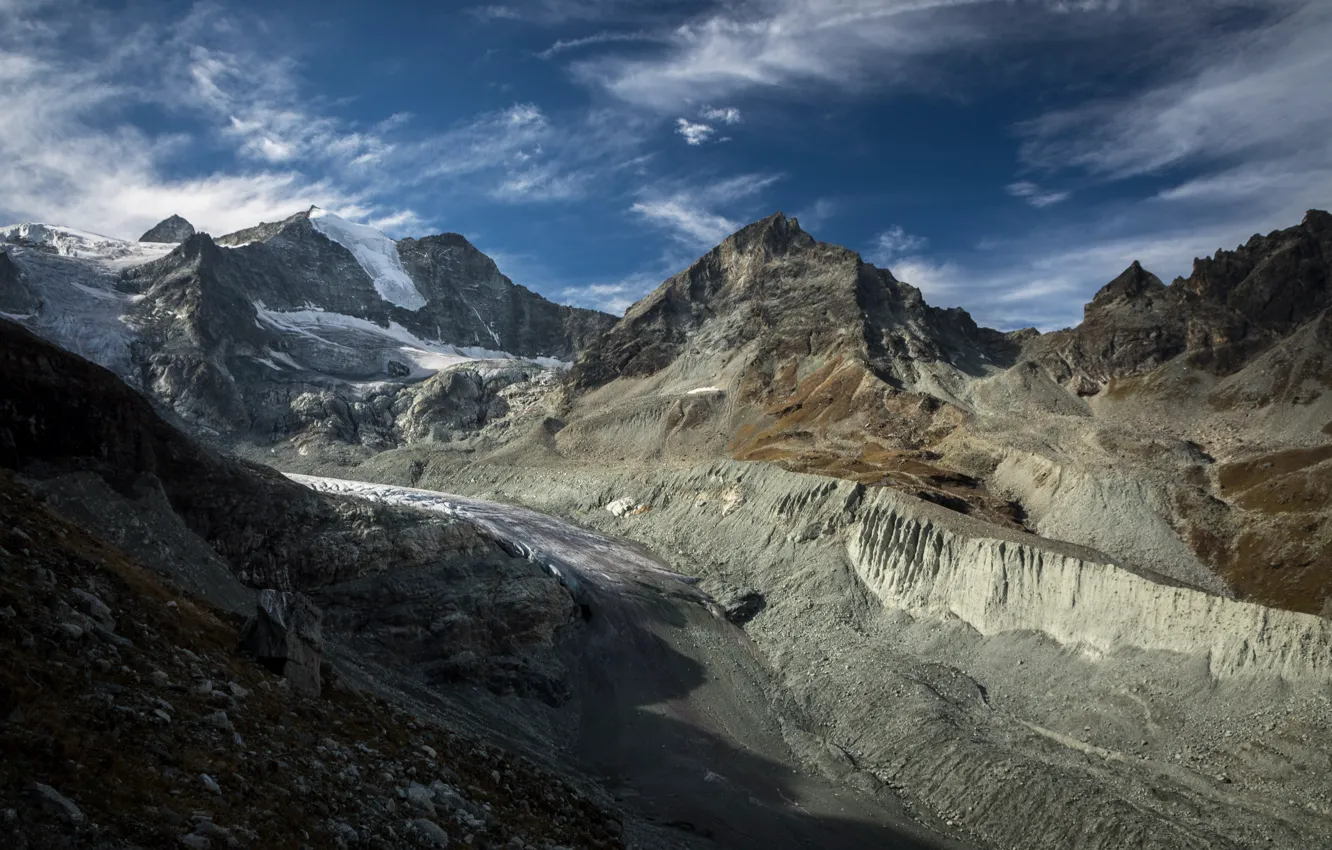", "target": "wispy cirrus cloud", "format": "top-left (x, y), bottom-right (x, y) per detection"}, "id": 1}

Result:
top-left (1006, 181), bottom-right (1070, 207)
top-left (1016, 1), bottom-right (1332, 222)
top-left (564, 0), bottom-right (1152, 111)
top-left (537, 29), bottom-right (660, 59)
top-left (868, 225), bottom-right (927, 263)
top-left (631, 172), bottom-right (782, 246)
